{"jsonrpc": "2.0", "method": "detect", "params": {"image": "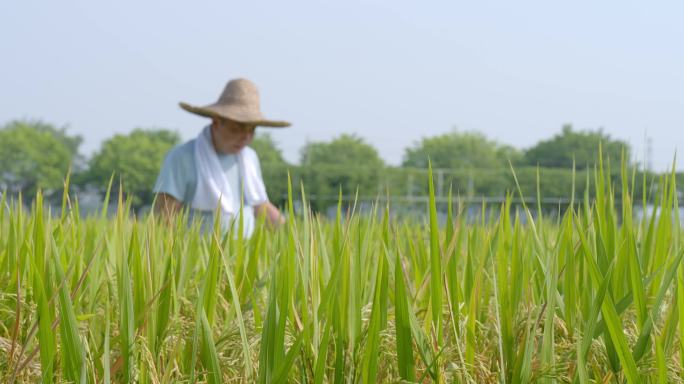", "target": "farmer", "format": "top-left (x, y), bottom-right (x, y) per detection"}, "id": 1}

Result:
top-left (153, 78), bottom-right (288, 237)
